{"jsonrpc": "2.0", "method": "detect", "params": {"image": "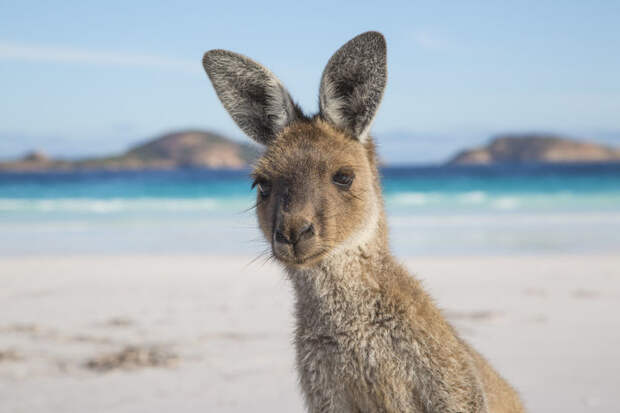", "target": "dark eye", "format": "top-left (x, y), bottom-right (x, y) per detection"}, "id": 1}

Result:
top-left (252, 179), bottom-right (272, 197)
top-left (332, 169), bottom-right (354, 189)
